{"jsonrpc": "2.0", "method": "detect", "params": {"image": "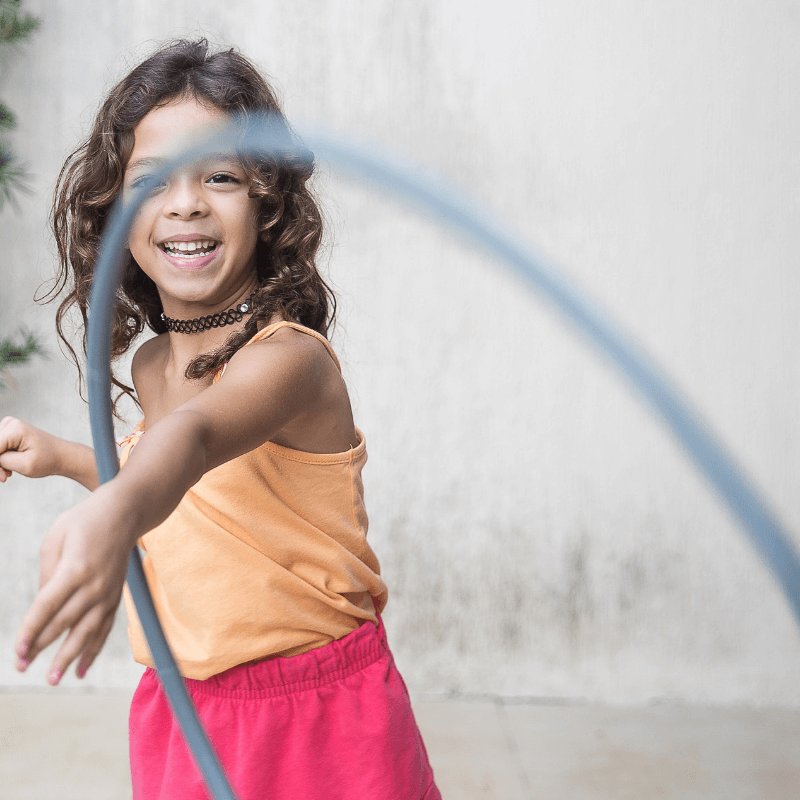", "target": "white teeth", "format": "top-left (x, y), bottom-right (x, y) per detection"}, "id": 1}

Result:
top-left (162, 239), bottom-right (217, 256)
